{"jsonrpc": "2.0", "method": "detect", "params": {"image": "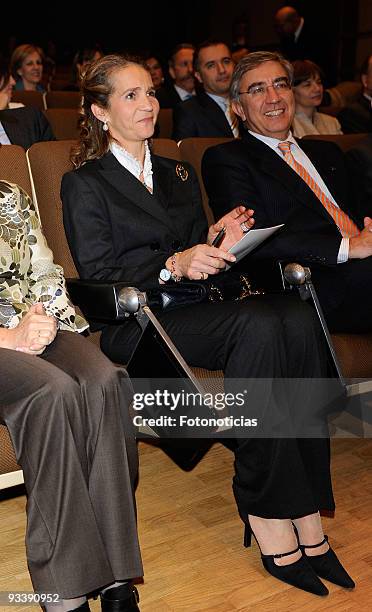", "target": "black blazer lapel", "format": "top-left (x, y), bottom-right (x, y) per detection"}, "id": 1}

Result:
top-left (299, 142), bottom-right (348, 208)
top-left (152, 154), bottom-right (173, 209)
top-left (198, 92), bottom-right (233, 136)
top-left (151, 155), bottom-right (186, 242)
top-left (98, 152), bottom-right (175, 231)
top-left (0, 110), bottom-right (24, 147)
